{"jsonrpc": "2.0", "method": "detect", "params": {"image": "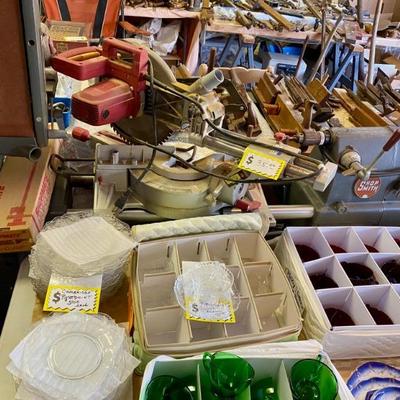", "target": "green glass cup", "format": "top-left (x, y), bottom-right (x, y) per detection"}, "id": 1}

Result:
top-left (290, 358), bottom-right (338, 400)
top-left (202, 351), bottom-right (255, 398)
top-left (251, 377), bottom-right (278, 400)
top-left (144, 375), bottom-right (194, 400)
